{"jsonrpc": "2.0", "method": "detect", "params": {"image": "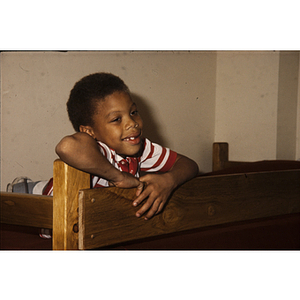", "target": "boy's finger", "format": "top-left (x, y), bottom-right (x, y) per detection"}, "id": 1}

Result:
top-left (144, 199), bottom-right (162, 220)
top-left (136, 194), bottom-right (161, 219)
top-left (133, 189), bottom-right (149, 207)
top-left (135, 181), bottom-right (146, 197)
top-left (134, 182), bottom-right (151, 205)
top-left (135, 195), bottom-right (155, 217)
